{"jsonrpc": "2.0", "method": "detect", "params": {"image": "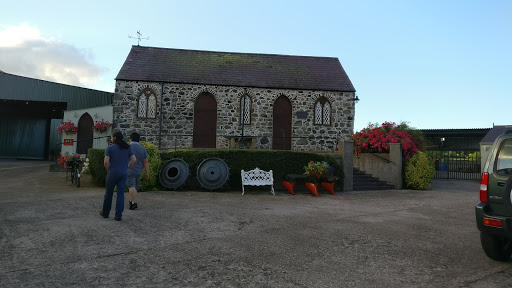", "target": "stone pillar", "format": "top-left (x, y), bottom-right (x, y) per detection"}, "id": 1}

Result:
top-left (339, 140), bottom-right (354, 191)
top-left (389, 143), bottom-right (403, 189)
